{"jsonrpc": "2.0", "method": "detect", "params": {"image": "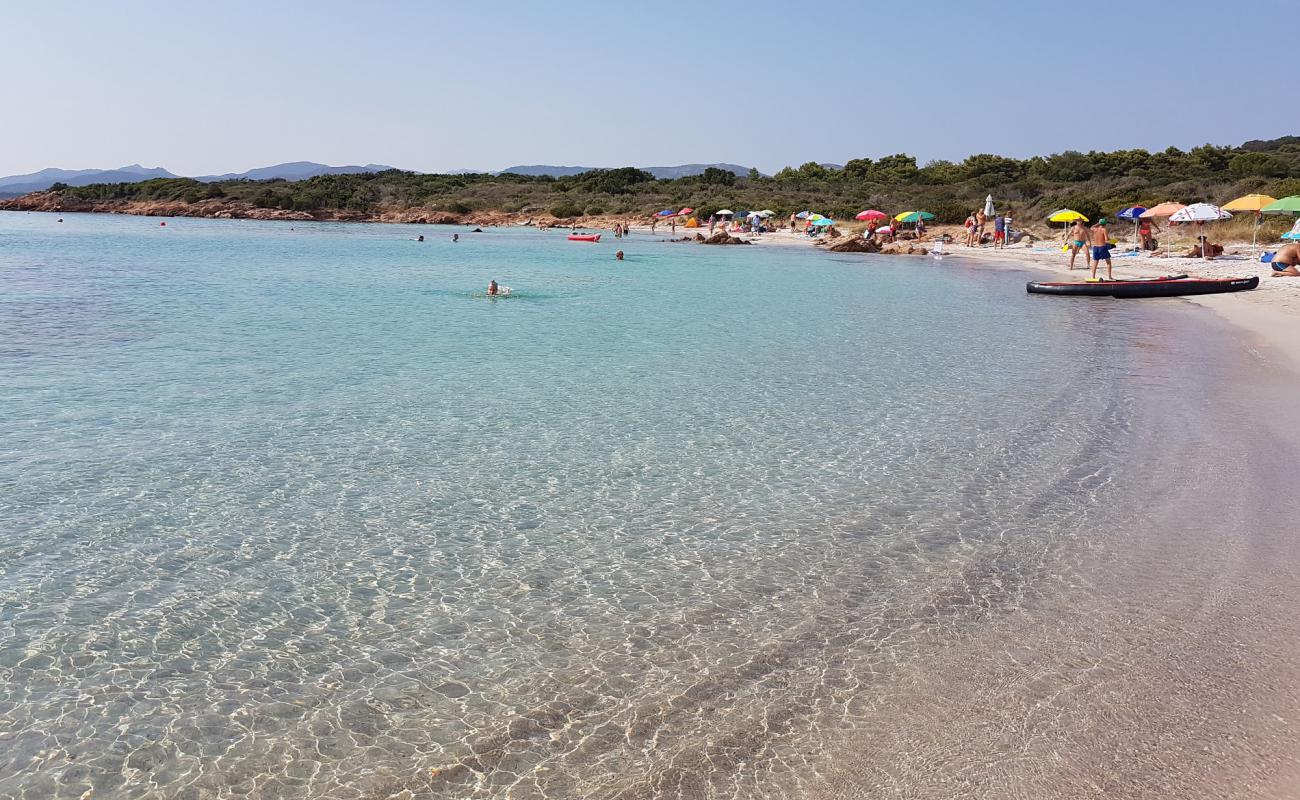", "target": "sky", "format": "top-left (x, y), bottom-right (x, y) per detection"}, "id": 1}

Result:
top-left (0, 0), bottom-right (1293, 177)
